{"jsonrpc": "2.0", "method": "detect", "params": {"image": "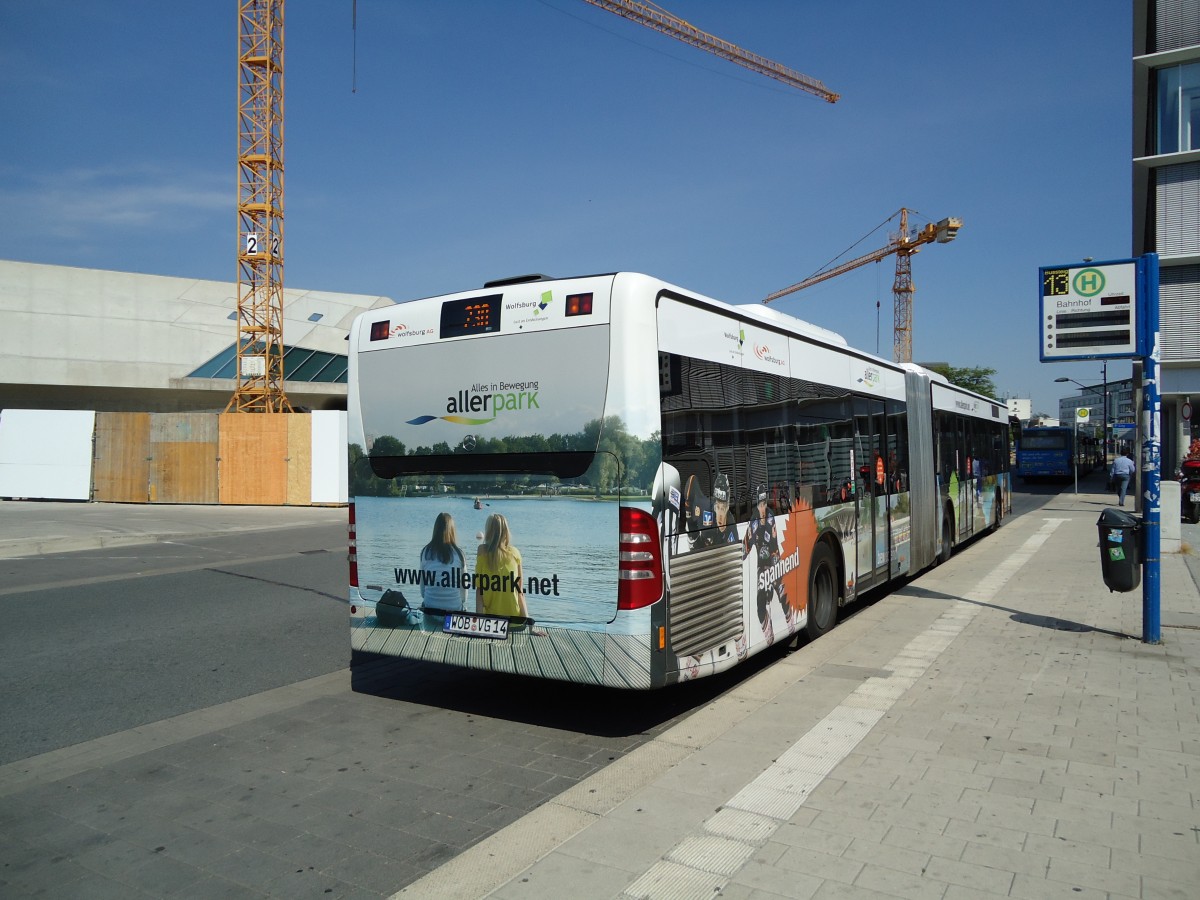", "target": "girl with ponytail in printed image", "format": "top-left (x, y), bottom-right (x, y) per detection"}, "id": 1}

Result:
top-left (419, 512), bottom-right (467, 612)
